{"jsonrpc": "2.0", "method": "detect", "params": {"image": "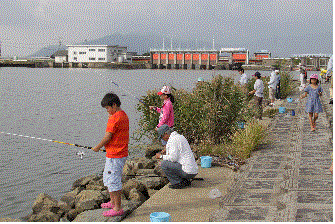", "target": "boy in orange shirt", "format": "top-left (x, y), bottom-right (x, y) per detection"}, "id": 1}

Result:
top-left (92, 92), bottom-right (129, 217)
